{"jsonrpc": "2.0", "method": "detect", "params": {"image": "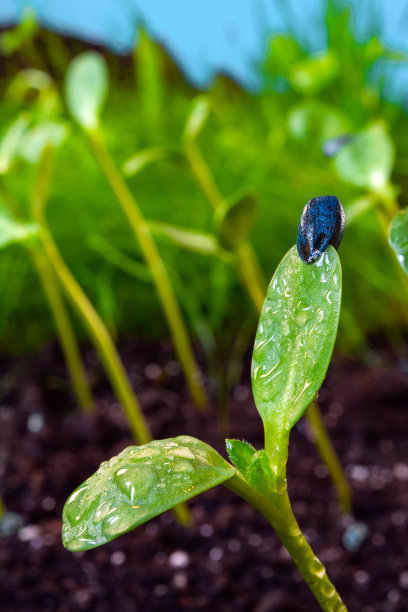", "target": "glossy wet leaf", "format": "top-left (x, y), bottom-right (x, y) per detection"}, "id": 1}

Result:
top-left (334, 123), bottom-right (394, 191)
top-left (216, 195), bottom-right (259, 251)
top-left (0, 209), bottom-right (39, 249)
top-left (65, 52), bottom-right (108, 131)
top-left (389, 208), bottom-right (408, 274)
top-left (252, 245), bottom-right (341, 436)
top-left (62, 436), bottom-right (236, 551)
top-left (225, 439), bottom-right (256, 478)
